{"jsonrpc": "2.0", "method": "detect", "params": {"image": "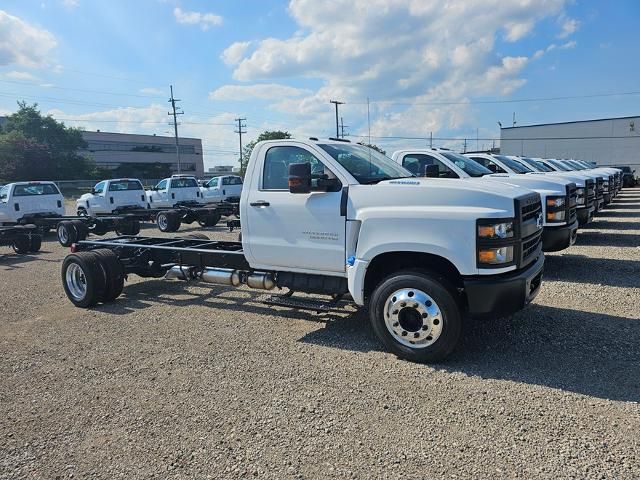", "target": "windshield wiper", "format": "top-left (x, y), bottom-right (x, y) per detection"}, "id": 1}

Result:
top-left (361, 176), bottom-right (414, 185)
